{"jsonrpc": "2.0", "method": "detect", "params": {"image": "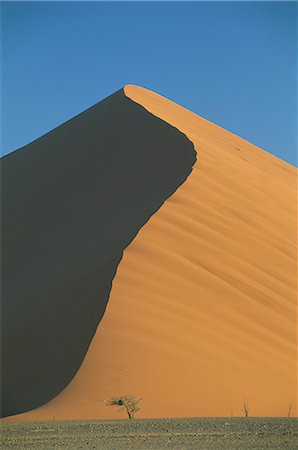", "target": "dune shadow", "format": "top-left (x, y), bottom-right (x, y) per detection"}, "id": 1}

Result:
top-left (1, 88), bottom-right (196, 417)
